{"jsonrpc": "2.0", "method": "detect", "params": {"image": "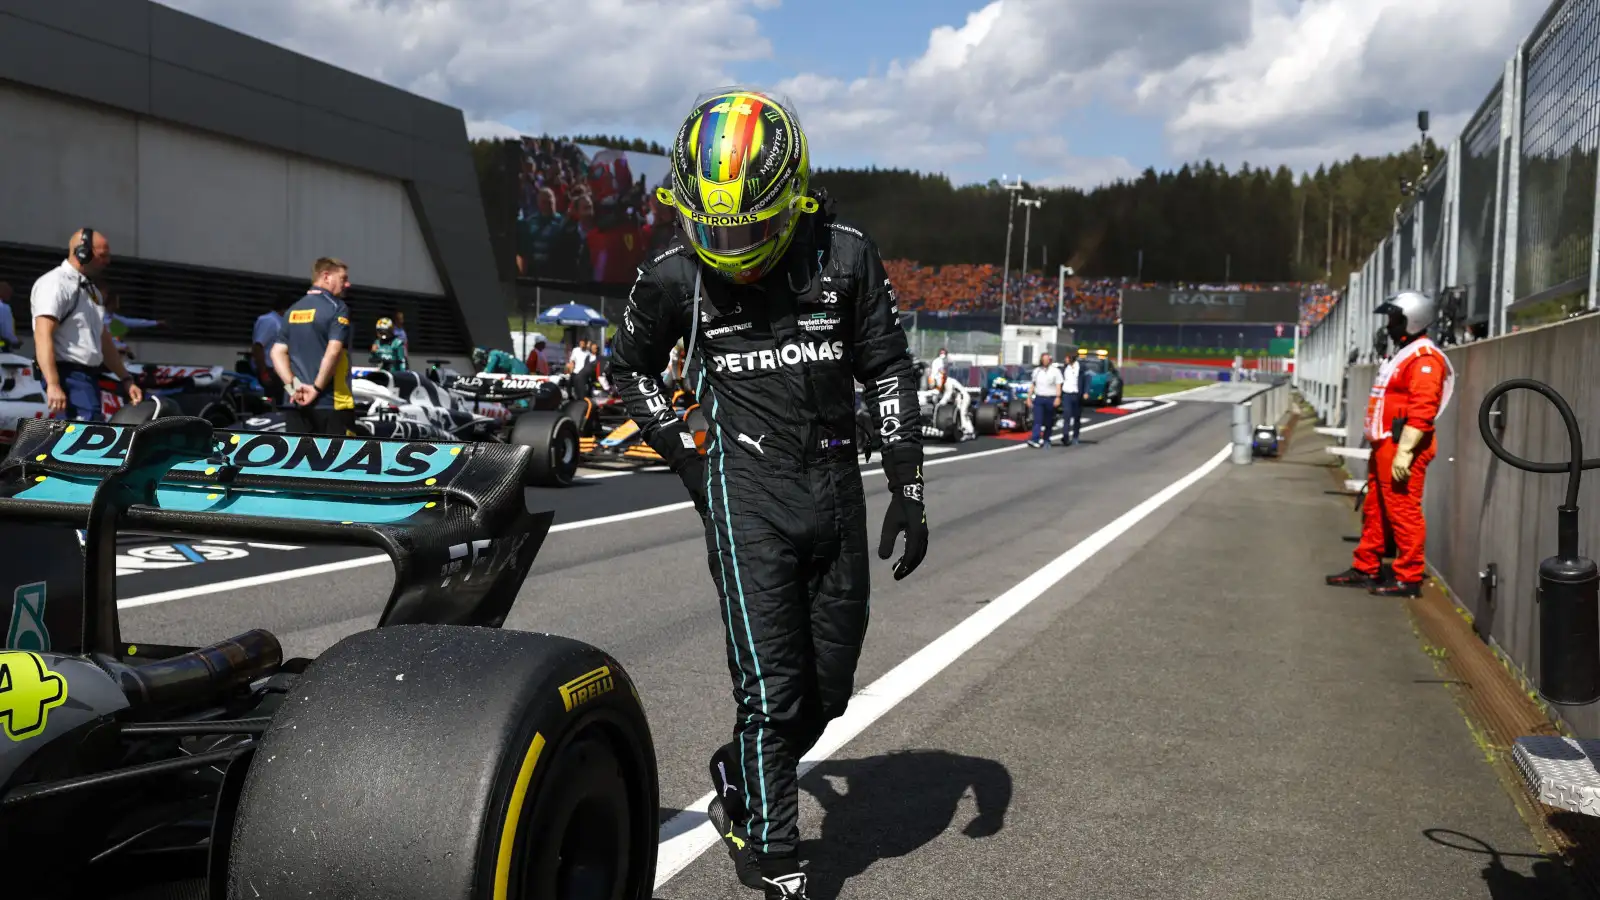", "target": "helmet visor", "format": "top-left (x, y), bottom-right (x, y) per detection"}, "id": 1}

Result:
top-left (680, 205), bottom-right (793, 256)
